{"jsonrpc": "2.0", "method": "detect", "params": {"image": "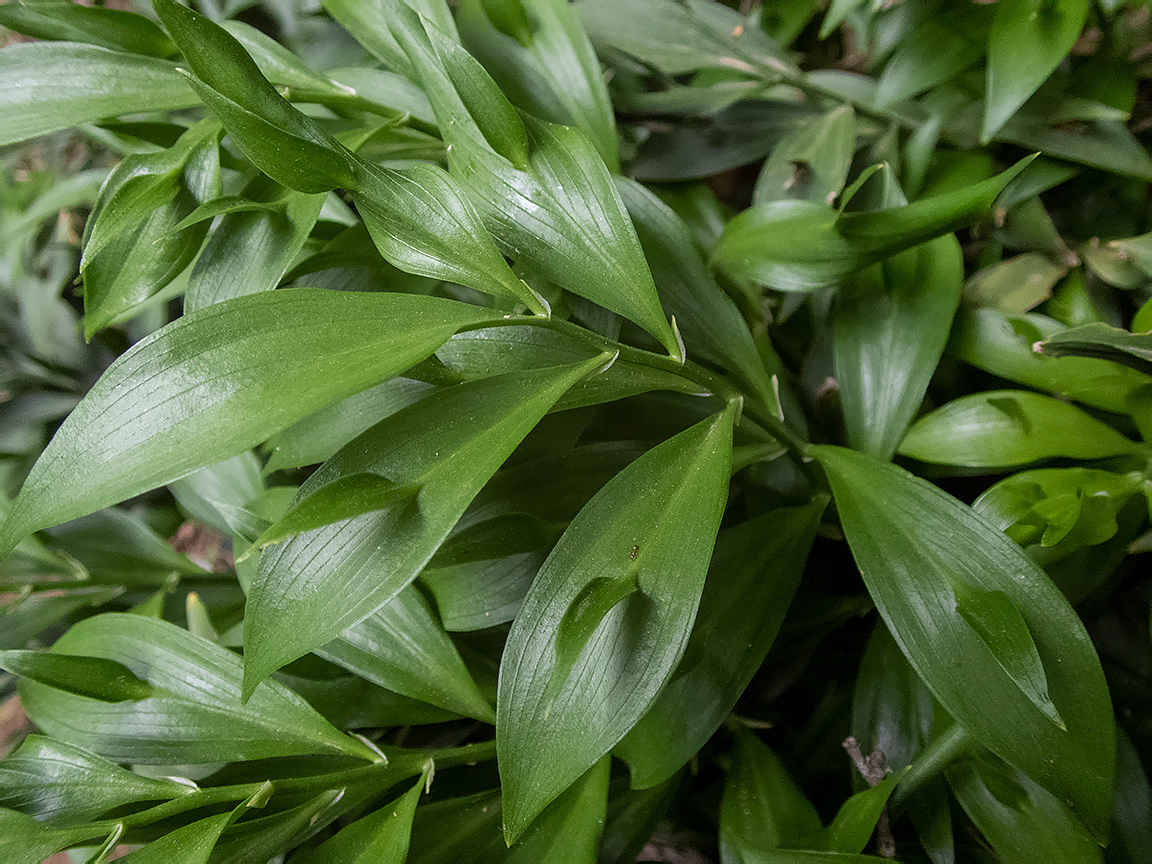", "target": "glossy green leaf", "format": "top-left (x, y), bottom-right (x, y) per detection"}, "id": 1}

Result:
top-left (875, 9), bottom-right (987, 108)
top-left (0, 587), bottom-right (122, 651)
top-left (897, 390), bottom-right (1144, 468)
top-left (947, 308), bottom-right (1147, 414)
top-left (0, 289), bottom-right (496, 558)
top-left (498, 404), bottom-right (735, 841)
top-left (813, 445), bottom-right (1115, 840)
top-left (169, 452), bottom-right (265, 536)
top-left (406, 790), bottom-right (507, 863)
top-left (317, 584), bottom-right (496, 722)
top-left (120, 811), bottom-right (233, 864)
top-left (458, 0), bottom-right (619, 169)
top-left (0, 3), bottom-right (175, 59)
top-left (578, 0), bottom-right (791, 77)
top-left (719, 728), bottom-right (823, 861)
top-left (209, 787), bottom-right (345, 864)
top-left (0, 735), bottom-right (193, 823)
top-left (263, 378), bottom-right (436, 473)
top-left (243, 359), bottom-right (604, 696)
top-left (983, 0), bottom-right (1090, 142)
top-left (821, 774), bottom-right (900, 854)
top-left (714, 157), bottom-right (1032, 291)
top-left (0, 807), bottom-right (101, 864)
top-left (616, 178), bottom-right (776, 410)
top-left (834, 232), bottom-right (963, 461)
top-left (392, 9), bottom-right (680, 358)
top-left (221, 21), bottom-right (355, 99)
top-left (293, 776), bottom-right (424, 864)
top-left (18, 614), bottom-right (377, 765)
top-left (1036, 322), bottom-right (1152, 376)
top-left (0, 42), bottom-right (196, 146)
top-left (754, 105), bottom-right (856, 206)
top-left (948, 751), bottom-right (1101, 863)
top-left (505, 756), bottom-right (610, 862)
top-left (616, 502), bottom-right (822, 789)
top-left (185, 182), bottom-right (324, 312)
top-left (0, 649), bottom-right (154, 702)
top-left (321, 0), bottom-right (459, 75)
